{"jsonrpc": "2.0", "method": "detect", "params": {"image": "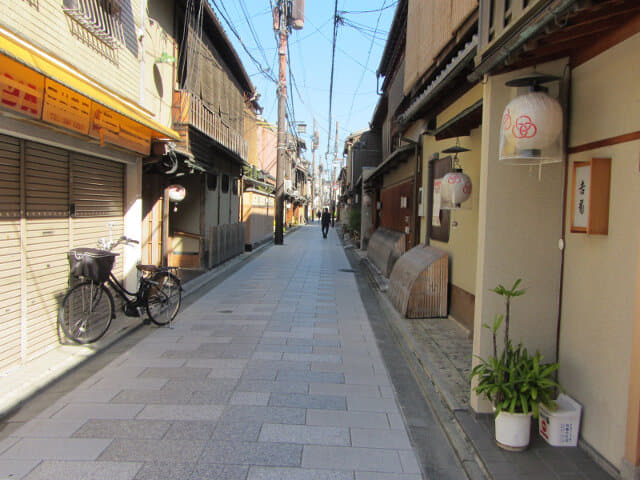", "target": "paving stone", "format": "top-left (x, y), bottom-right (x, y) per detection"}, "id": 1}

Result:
top-left (22, 460), bottom-right (141, 480)
top-left (283, 353), bottom-right (341, 363)
top-left (72, 419), bottom-right (171, 439)
top-left (11, 418), bottom-right (87, 438)
top-left (218, 405), bottom-right (306, 426)
top-left (139, 367), bottom-right (211, 379)
top-left (237, 381), bottom-right (309, 394)
top-left (355, 473), bottom-right (422, 480)
top-left (50, 403), bottom-right (144, 421)
top-left (248, 466), bottom-right (353, 480)
top-left (212, 419), bottom-right (263, 442)
top-left (269, 393), bottom-right (346, 410)
top-left (230, 392), bottom-right (271, 406)
top-left (160, 421), bottom-right (216, 441)
top-left (302, 445), bottom-right (403, 473)
top-left (136, 404), bottom-right (224, 421)
top-left (309, 384), bottom-right (381, 397)
top-left (306, 410), bottom-right (390, 429)
top-left (199, 441), bottom-right (302, 466)
top-left (132, 462), bottom-right (194, 480)
top-left (111, 389), bottom-right (193, 404)
top-left (350, 428), bottom-right (412, 449)
top-left (0, 437), bottom-right (112, 460)
top-left (98, 438), bottom-right (205, 462)
top-left (259, 424), bottom-right (349, 446)
top-left (0, 459), bottom-right (41, 480)
top-left (189, 463), bottom-right (250, 480)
